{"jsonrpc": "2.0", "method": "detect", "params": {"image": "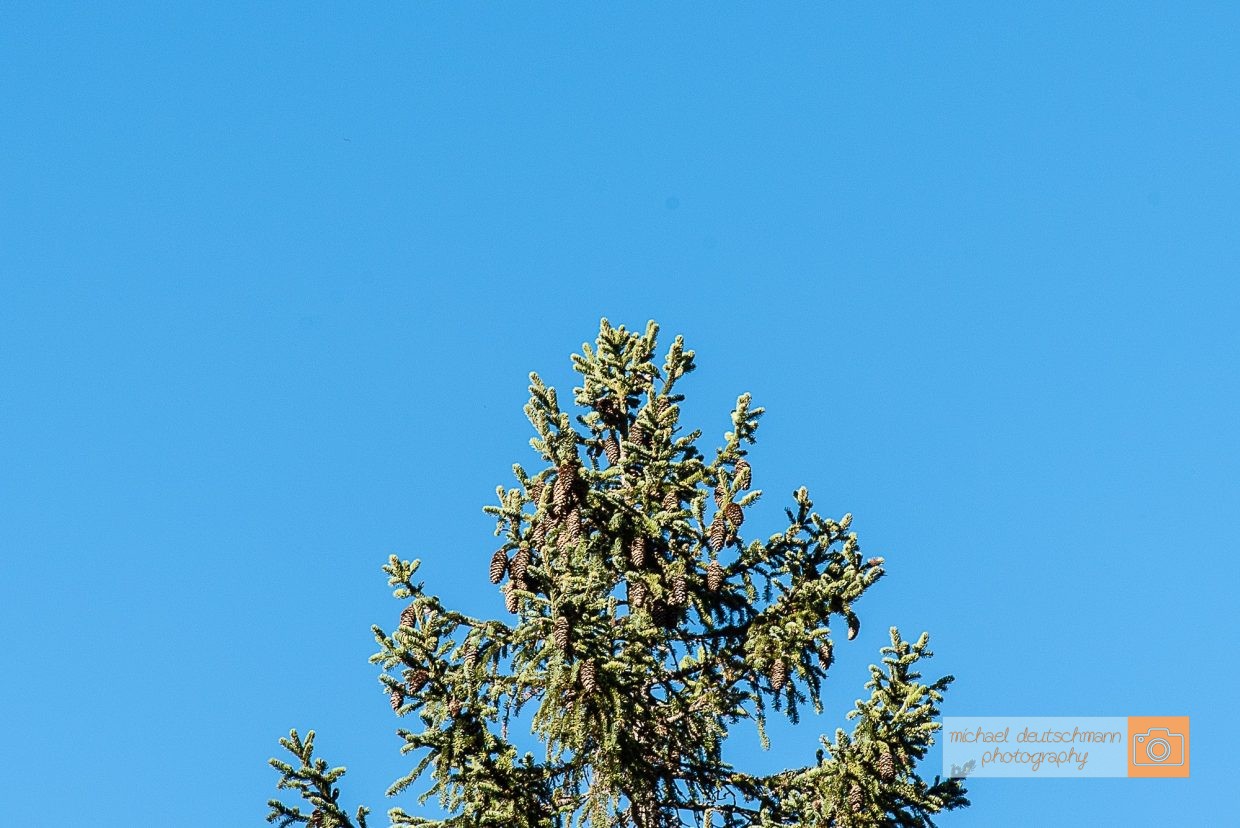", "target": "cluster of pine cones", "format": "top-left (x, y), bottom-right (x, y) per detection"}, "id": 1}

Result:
top-left (387, 603), bottom-right (438, 715)
top-left (489, 462), bottom-right (590, 614)
top-left (593, 393), bottom-right (676, 471)
top-left (709, 459), bottom-right (750, 552)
